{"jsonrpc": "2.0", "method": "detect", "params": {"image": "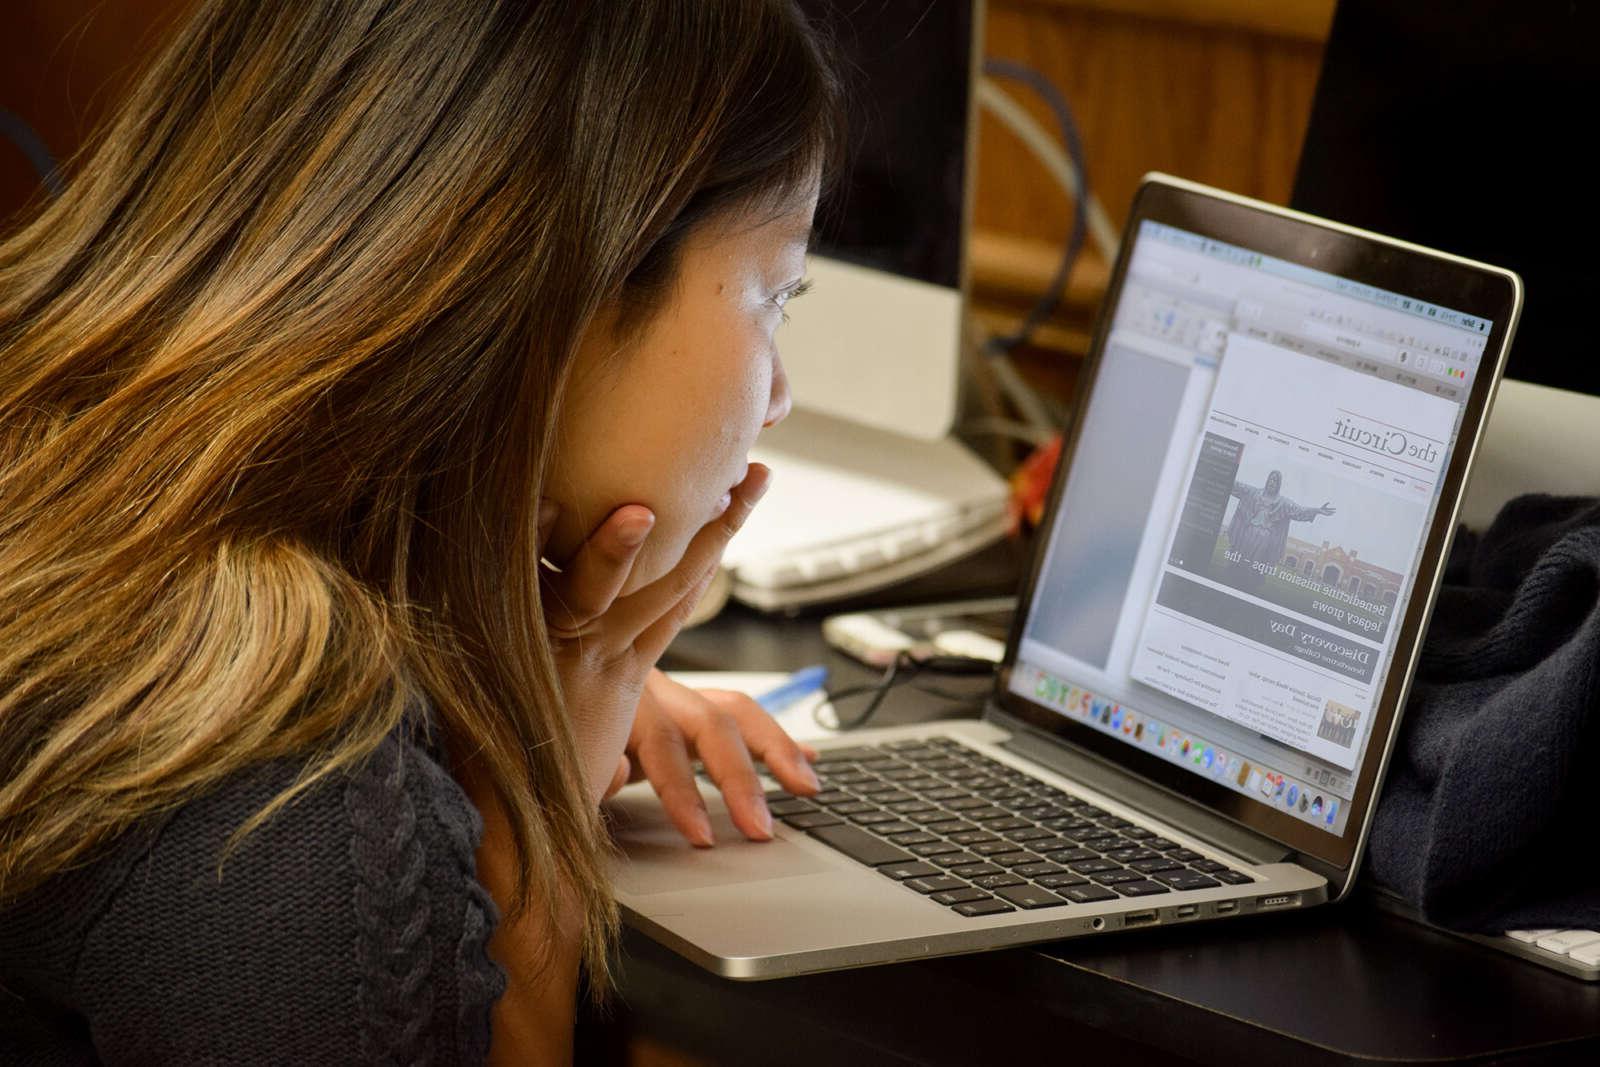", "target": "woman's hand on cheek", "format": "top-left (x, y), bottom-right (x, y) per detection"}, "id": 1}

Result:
top-left (539, 463), bottom-right (772, 805)
top-left (608, 669), bottom-right (820, 846)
